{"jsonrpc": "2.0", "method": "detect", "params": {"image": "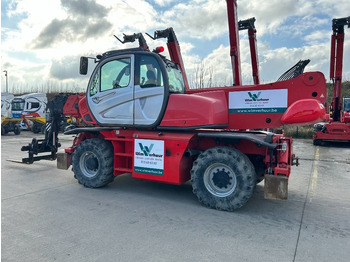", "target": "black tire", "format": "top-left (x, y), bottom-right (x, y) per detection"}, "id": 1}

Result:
top-left (32, 123), bottom-right (41, 134)
top-left (313, 139), bottom-right (321, 146)
top-left (191, 146), bottom-right (256, 211)
top-left (1, 126), bottom-right (5, 136)
top-left (248, 155), bottom-right (266, 184)
top-left (72, 138), bottom-right (114, 188)
top-left (14, 125), bottom-right (21, 135)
